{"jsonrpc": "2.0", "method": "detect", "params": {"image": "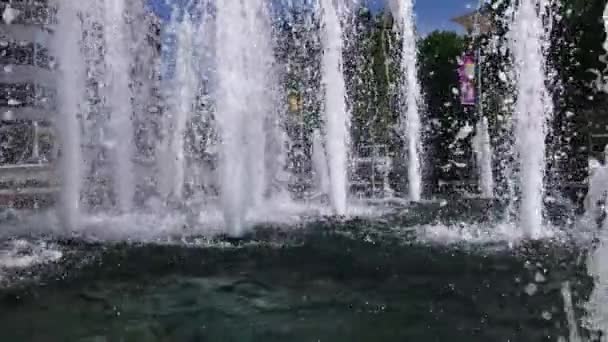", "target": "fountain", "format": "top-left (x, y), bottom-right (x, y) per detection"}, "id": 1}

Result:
top-left (47, 0), bottom-right (559, 236)
top-left (312, 128), bottom-right (330, 199)
top-left (47, 0), bottom-right (480, 231)
top-left (53, 1), bottom-right (85, 231)
top-left (4, 1), bottom-right (608, 339)
top-left (583, 6), bottom-right (608, 335)
top-left (472, 117), bottom-right (494, 199)
top-left (157, 15), bottom-right (197, 203)
top-left (509, 0), bottom-right (553, 238)
top-left (319, 0), bottom-right (349, 215)
top-left (103, 0), bottom-right (136, 212)
top-left (48, 0), bottom-right (296, 234)
top-left (215, 0), bottom-right (277, 234)
top-left (389, 0), bottom-right (423, 202)
top-left (584, 154), bottom-right (608, 335)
